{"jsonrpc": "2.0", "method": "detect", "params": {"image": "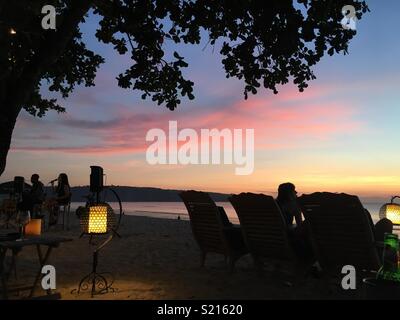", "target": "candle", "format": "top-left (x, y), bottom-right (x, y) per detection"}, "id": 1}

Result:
top-left (25, 218), bottom-right (42, 236)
